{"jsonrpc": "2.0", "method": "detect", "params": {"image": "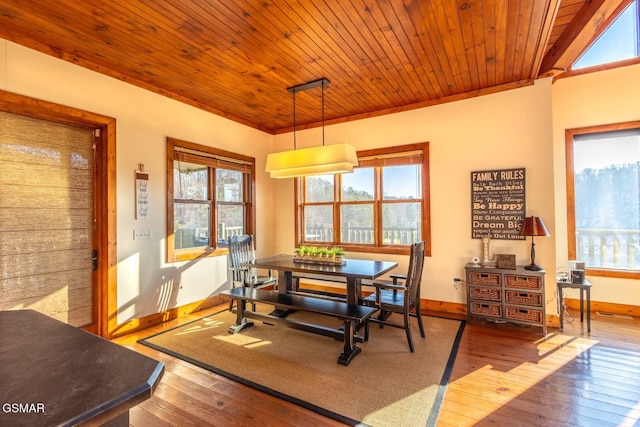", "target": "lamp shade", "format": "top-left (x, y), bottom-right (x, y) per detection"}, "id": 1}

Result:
top-left (265, 143), bottom-right (358, 179)
top-left (520, 216), bottom-right (549, 237)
